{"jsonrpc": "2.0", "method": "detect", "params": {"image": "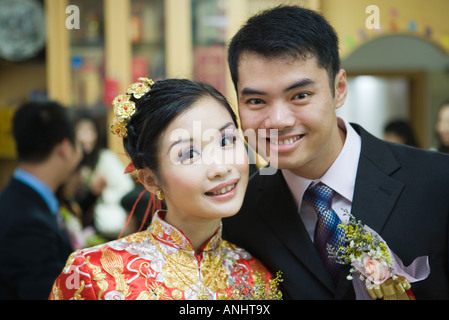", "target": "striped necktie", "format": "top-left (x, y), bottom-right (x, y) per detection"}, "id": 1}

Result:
top-left (303, 183), bottom-right (345, 282)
